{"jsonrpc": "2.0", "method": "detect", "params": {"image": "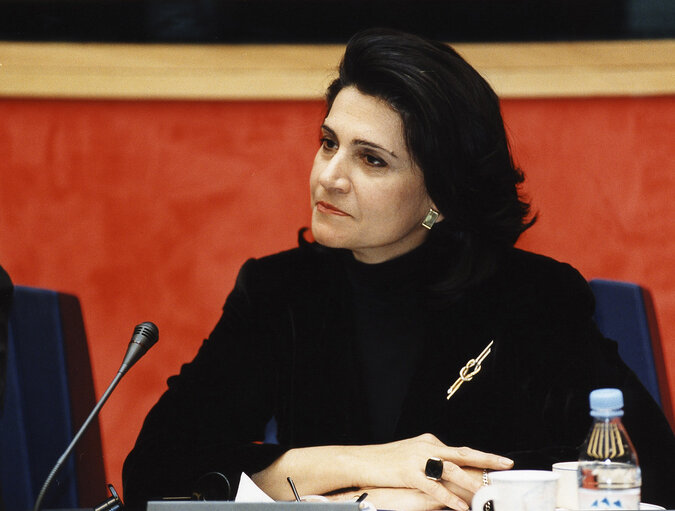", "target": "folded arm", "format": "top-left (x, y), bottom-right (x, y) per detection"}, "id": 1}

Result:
top-left (252, 433), bottom-right (513, 511)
